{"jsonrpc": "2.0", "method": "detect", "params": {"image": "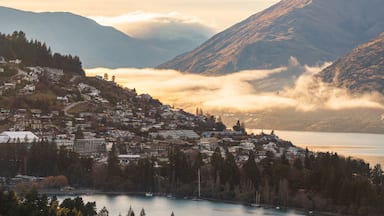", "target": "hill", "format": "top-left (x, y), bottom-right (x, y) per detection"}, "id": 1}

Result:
top-left (158, 0), bottom-right (384, 74)
top-left (0, 6), bottom-right (206, 68)
top-left (319, 33), bottom-right (384, 94)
